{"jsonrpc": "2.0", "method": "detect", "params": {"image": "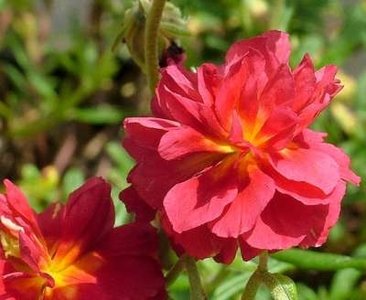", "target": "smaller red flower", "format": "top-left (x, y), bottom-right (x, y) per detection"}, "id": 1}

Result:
top-left (0, 178), bottom-right (166, 299)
